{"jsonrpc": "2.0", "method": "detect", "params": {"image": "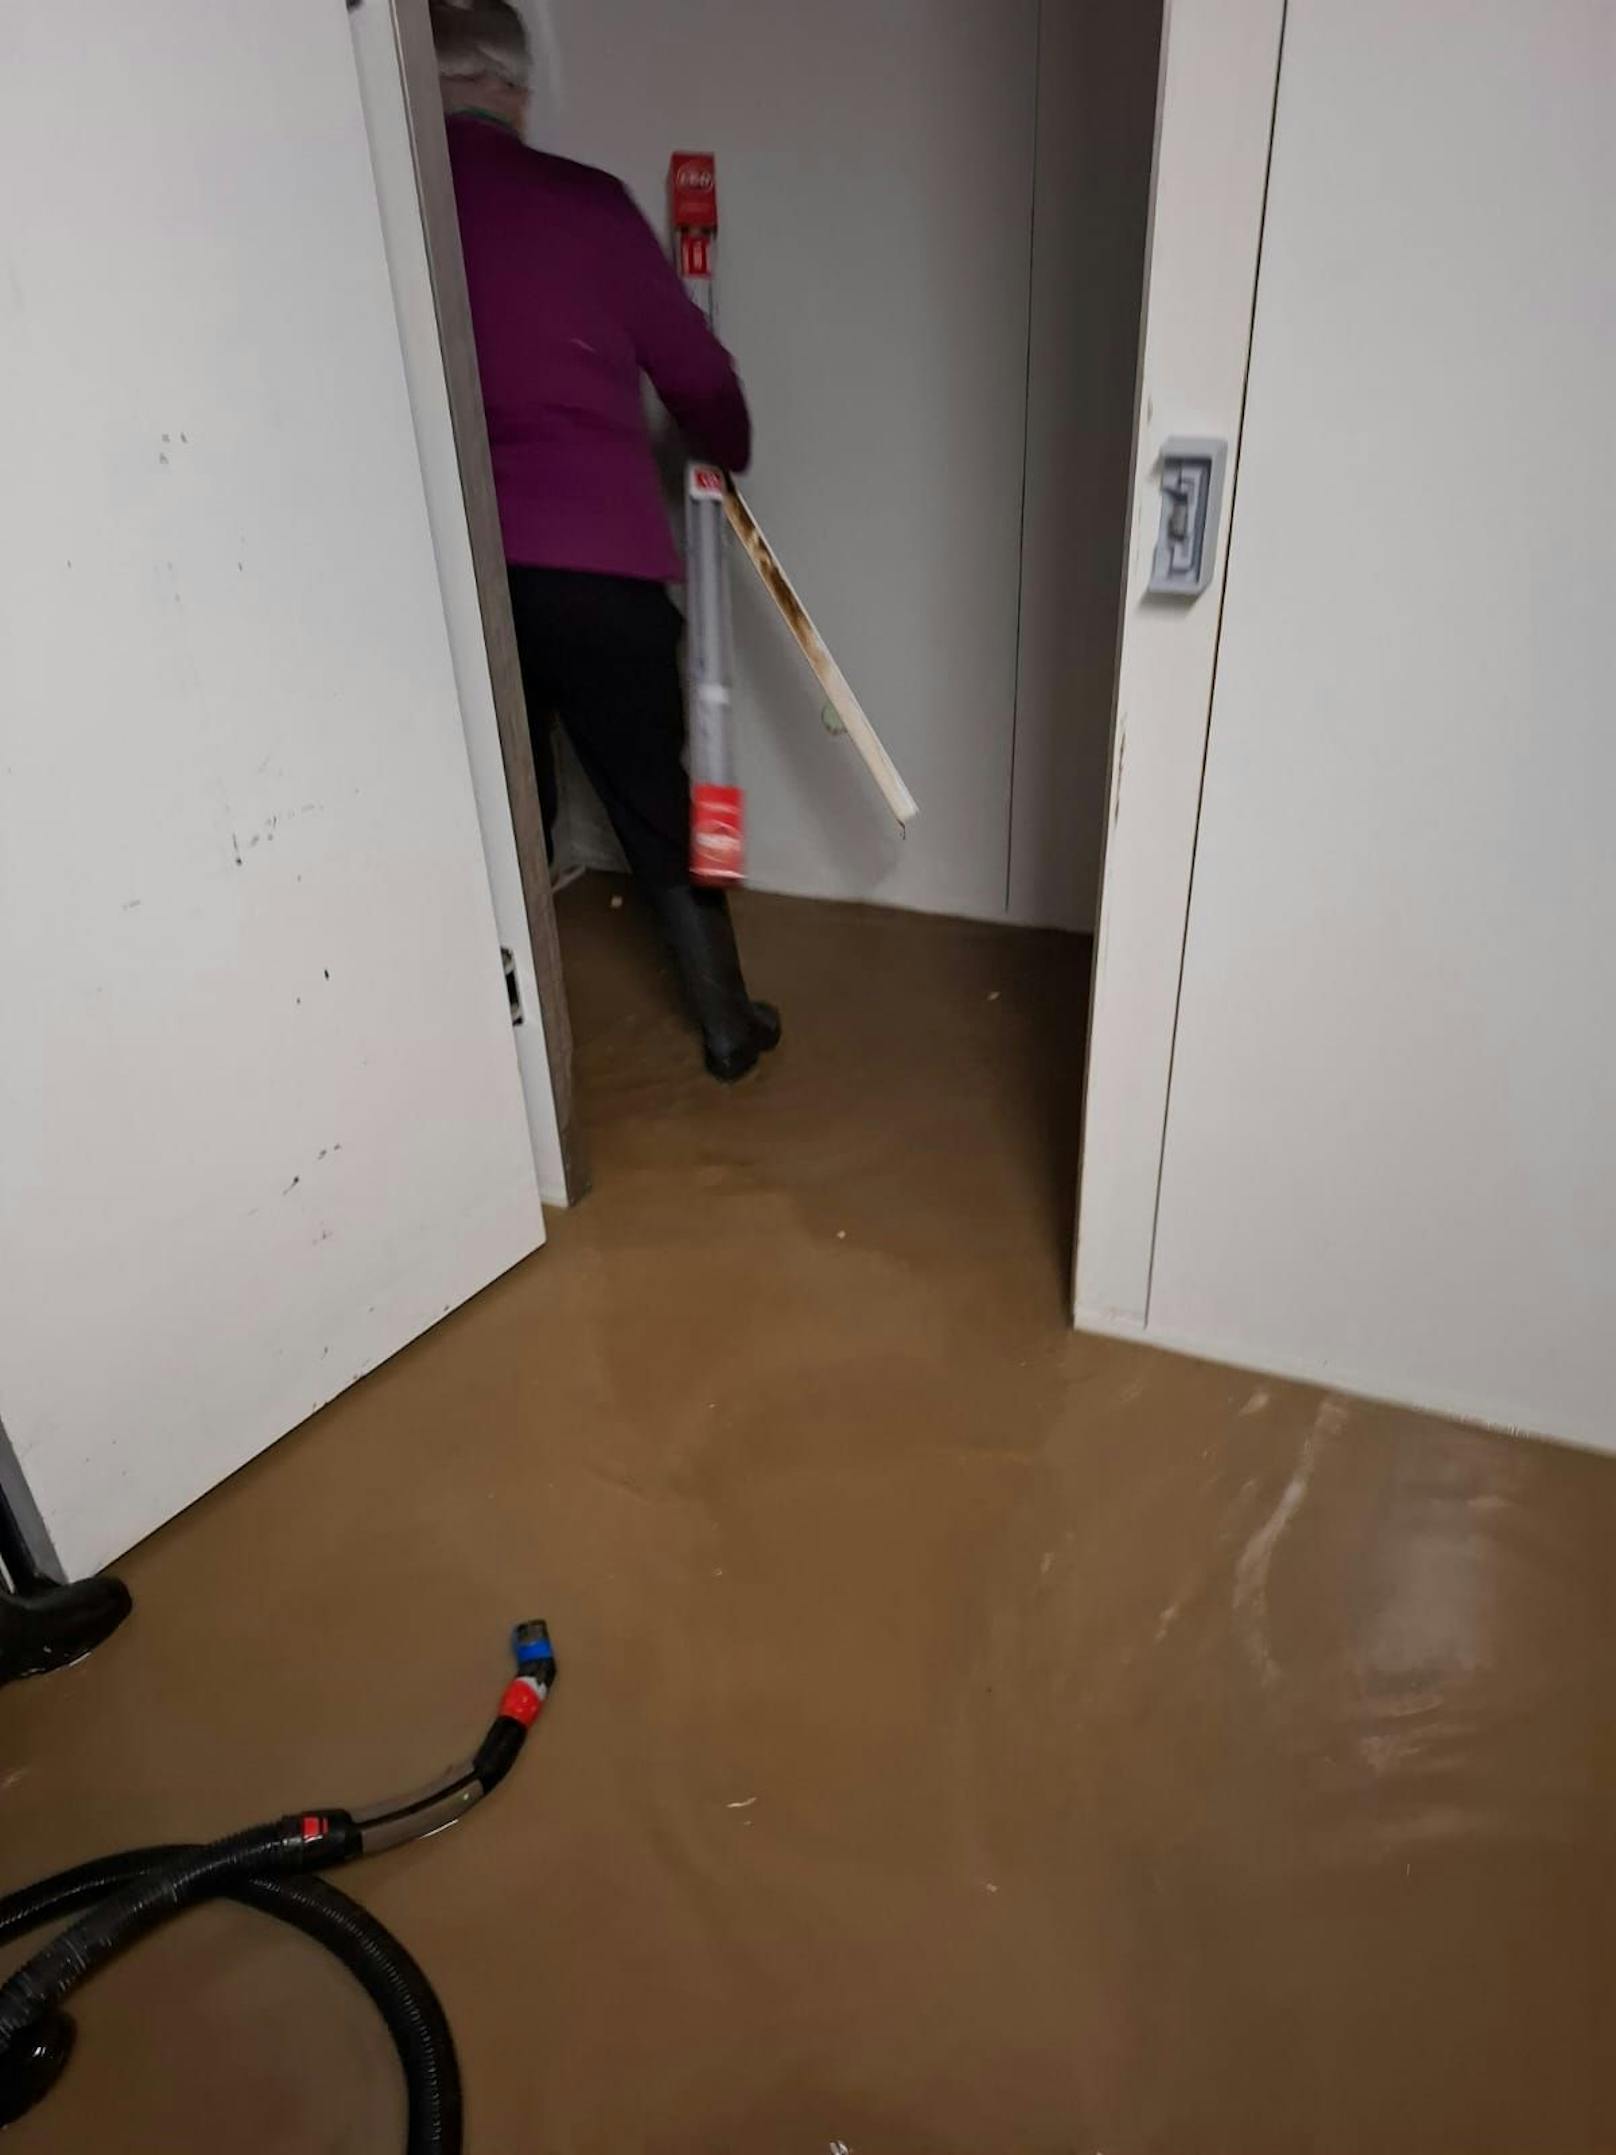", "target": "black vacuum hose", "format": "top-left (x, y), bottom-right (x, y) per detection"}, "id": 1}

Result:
top-left (0, 1620), bottom-right (557, 2148)
top-left (0, 1849), bottom-right (461, 2155)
